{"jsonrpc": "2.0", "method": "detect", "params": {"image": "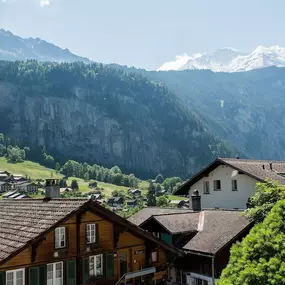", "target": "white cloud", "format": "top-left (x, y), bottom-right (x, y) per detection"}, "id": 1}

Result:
top-left (40, 0), bottom-right (50, 7)
top-left (157, 54), bottom-right (190, 71)
top-left (1, 0), bottom-right (8, 3)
